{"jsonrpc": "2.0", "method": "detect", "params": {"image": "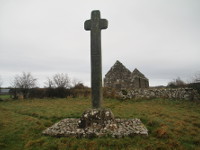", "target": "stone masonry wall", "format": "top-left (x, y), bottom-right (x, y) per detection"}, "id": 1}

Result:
top-left (118, 88), bottom-right (200, 101)
top-left (130, 77), bottom-right (149, 88)
top-left (104, 61), bottom-right (132, 90)
top-left (104, 61), bottom-right (149, 90)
